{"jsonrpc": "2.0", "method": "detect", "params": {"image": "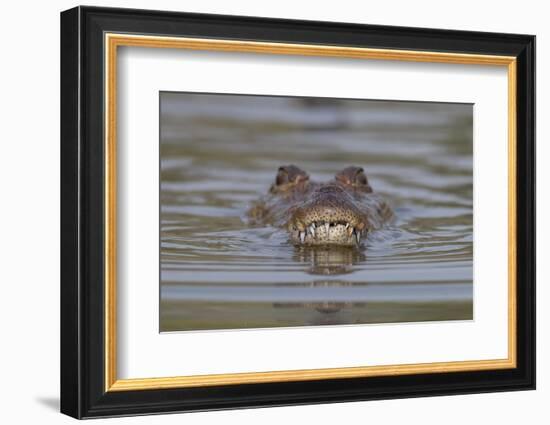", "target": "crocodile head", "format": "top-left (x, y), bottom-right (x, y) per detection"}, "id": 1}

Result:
top-left (249, 165), bottom-right (392, 247)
